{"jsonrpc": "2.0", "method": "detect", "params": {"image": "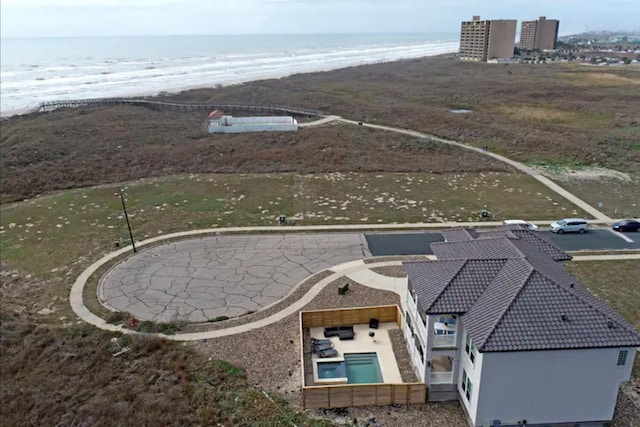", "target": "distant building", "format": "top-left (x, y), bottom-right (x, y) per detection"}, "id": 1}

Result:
top-left (520, 16), bottom-right (560, 51)
top-left (207, 110), bottom-right (298, 134)
top-left (459, 16), bottom-right (517, 62)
